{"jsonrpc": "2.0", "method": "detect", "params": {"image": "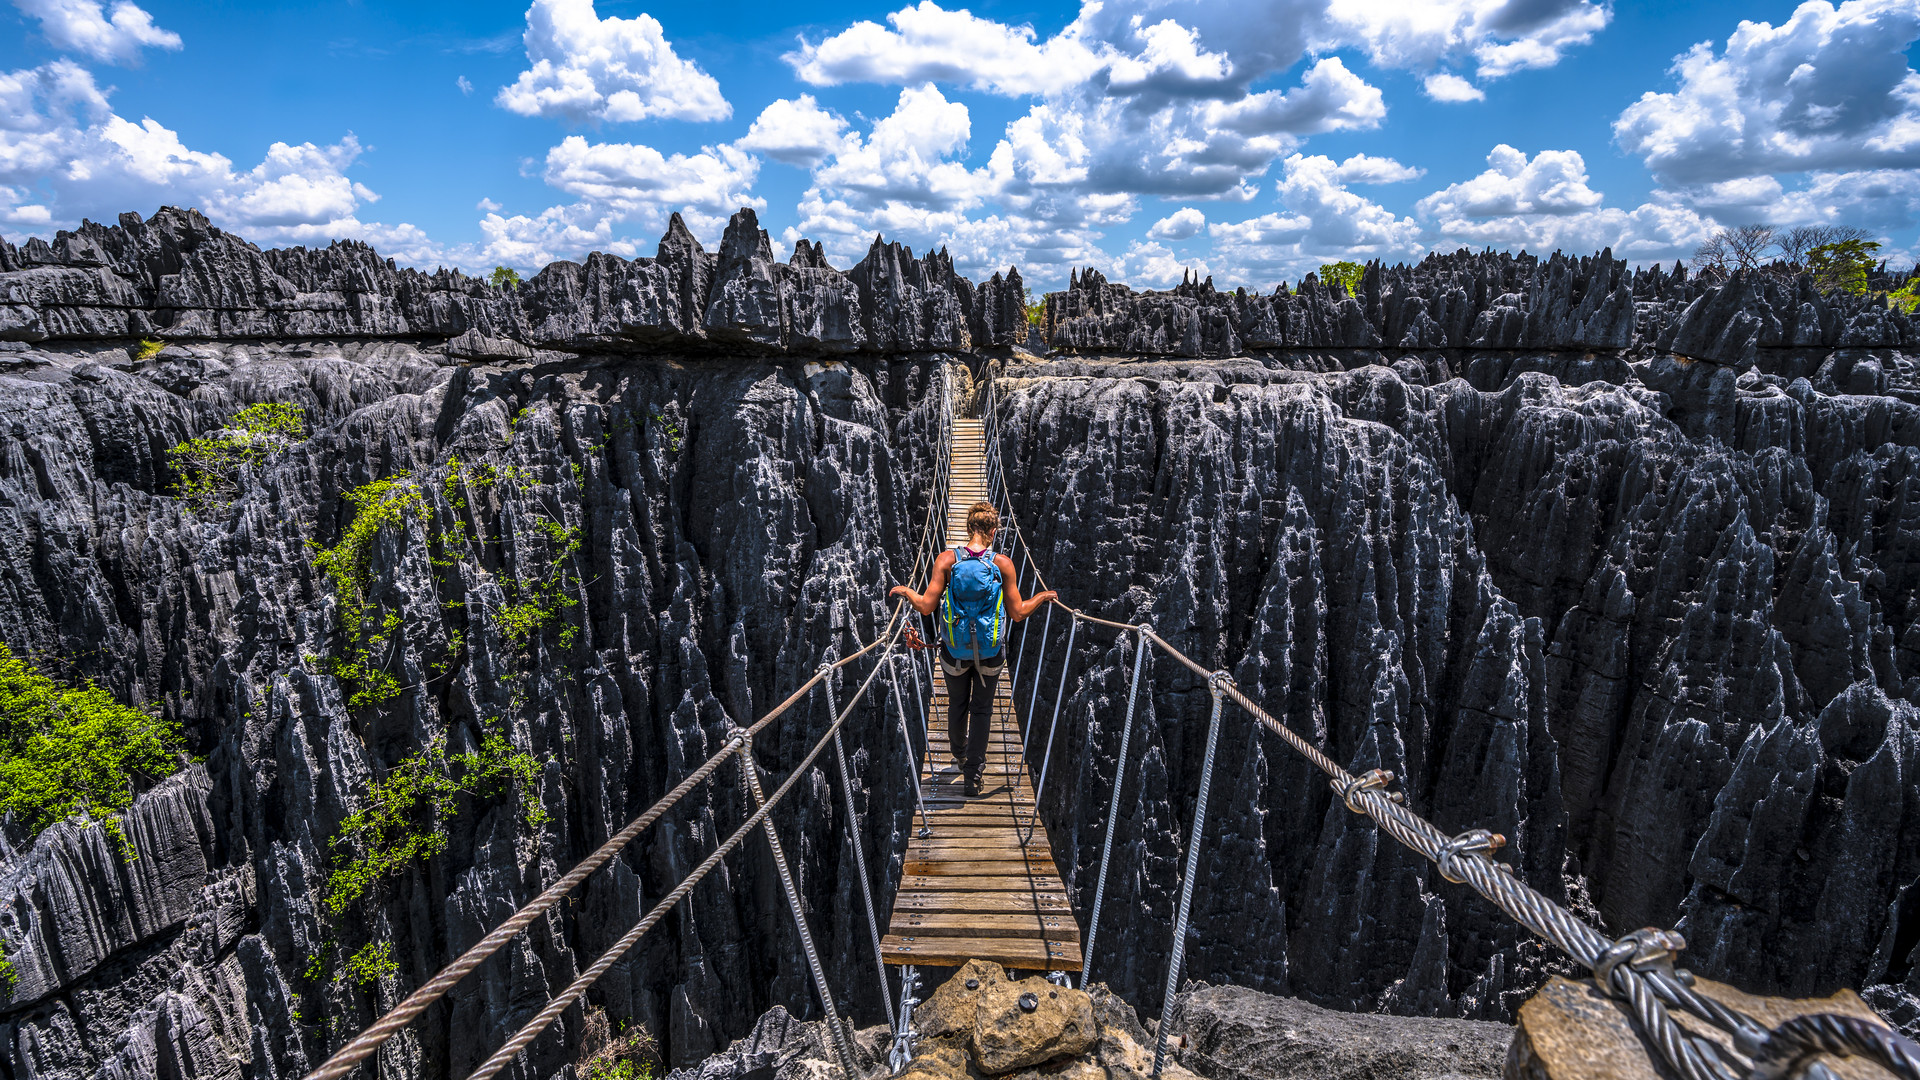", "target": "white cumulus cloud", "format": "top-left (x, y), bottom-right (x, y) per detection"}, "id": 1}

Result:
top-left (11, 0), bottom-right (181, 66)
top-left (541, 135), bottom-right (760, 234)
top-left (786, 1), bottom-right (1101, 96)
top-left (736, 95), bottom-right (851, 167)
top-left (1423, 72), bottom-right (1484, 101)
top-left (1146, 207), bottom-right (1207, 240)
top-left (496, 0), bottom-right (729, 124)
